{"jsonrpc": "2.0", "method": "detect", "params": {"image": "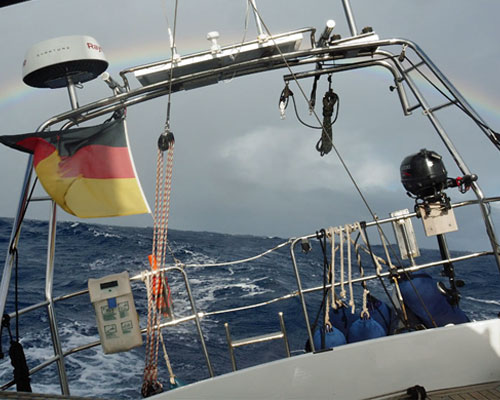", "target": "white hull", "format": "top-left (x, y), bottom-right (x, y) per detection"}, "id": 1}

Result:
top-left (156, 319), bottom-right (500, 399)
